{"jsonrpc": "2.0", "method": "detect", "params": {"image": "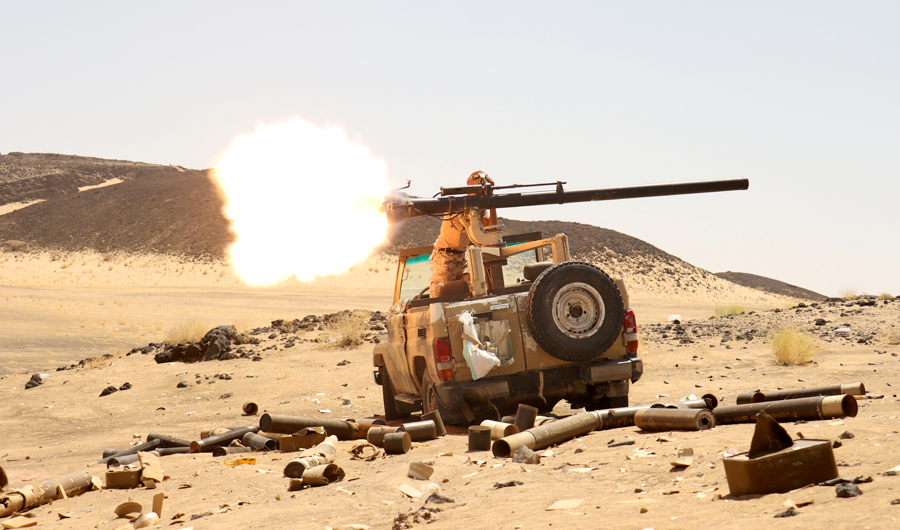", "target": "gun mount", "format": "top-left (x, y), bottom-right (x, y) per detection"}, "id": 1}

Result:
top-left (383, 178), bottom-right (748, 246)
